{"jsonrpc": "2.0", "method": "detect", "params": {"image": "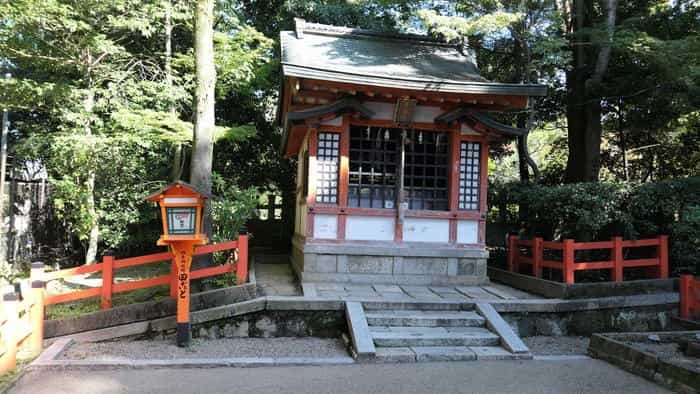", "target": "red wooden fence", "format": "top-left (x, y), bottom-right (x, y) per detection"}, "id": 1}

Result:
top-left (0, 234), bottom-right (248, 375)
top-left (507, 235), bottom-right (668, 284)
top-left (42, 234), bottom-right (248, 309)
top-left (680, 274), bottom-right (700, 320)
top-left (0, 279), bottom-right (44, 374)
